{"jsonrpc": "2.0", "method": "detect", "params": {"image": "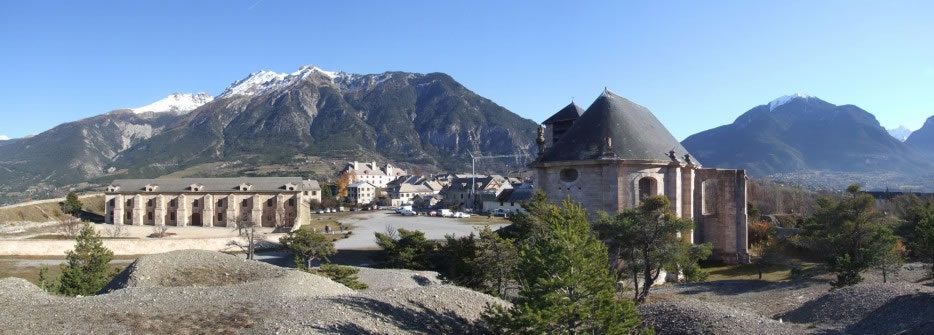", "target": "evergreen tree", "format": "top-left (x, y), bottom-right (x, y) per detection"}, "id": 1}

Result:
top-left (374, 228), bottom-right (439, 270)
top-left (62, 192), bottom-right (83, 215)
top-left (58, 223), bottom-right (115, 296)
top-left (910, 213), bottom-right (934, 278)
top-left (473, 226), bottom-right (519, 298)
top-left (280, 227), bottom-right (336, 269)
top-left (483, 199), bottom-right (643, 334)
top-left (593, 195), bottom-right (698, 303)
top-left (802, 184), bottom-right (898, 288)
